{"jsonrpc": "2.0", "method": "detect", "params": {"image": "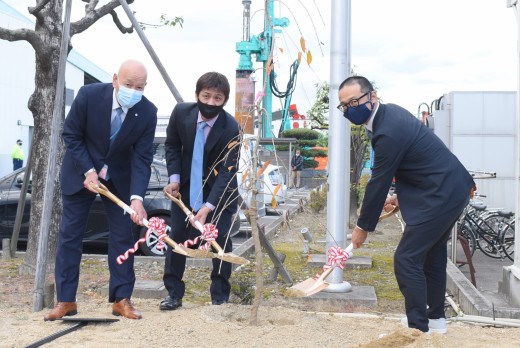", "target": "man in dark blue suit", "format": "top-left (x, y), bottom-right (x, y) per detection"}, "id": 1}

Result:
top-left (45, 60), bottom-right (157, 321)
top-left (337, 76), bottom-right (474, 334)
top-left (160, 72), bottom-right (240, 310)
